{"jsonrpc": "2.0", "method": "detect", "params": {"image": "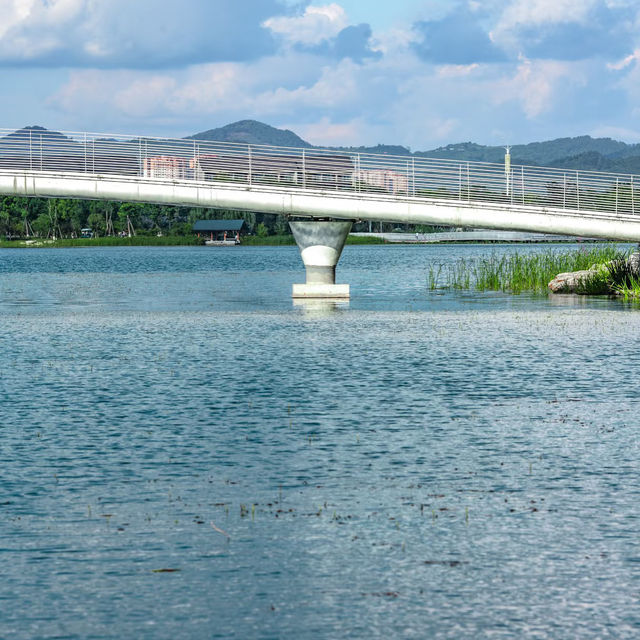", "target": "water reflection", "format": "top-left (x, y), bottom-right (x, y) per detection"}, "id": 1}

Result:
top-left (292, 298), bottom-right (349, 316)
top-left (547, 291), bottom-right (638, 309)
